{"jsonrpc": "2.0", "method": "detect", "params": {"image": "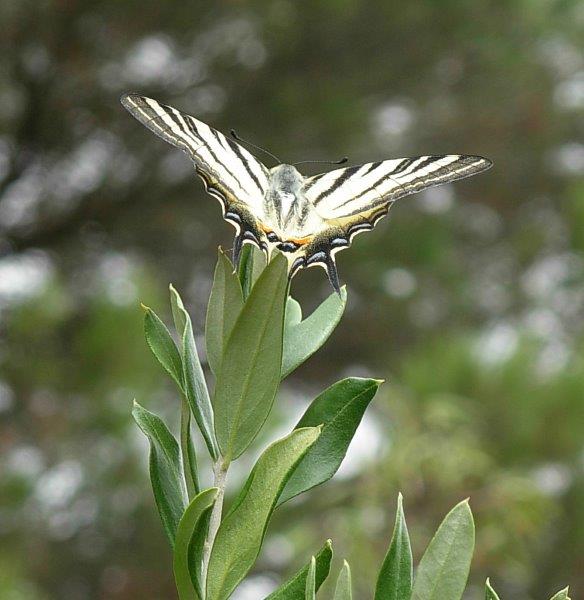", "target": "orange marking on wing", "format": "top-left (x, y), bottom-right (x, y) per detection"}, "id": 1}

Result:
top-left (287, 236), bottom-right (312, 245)
top-left (258, 223), bottom-right (312, 246)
